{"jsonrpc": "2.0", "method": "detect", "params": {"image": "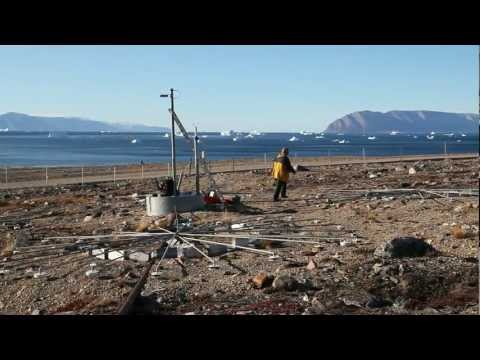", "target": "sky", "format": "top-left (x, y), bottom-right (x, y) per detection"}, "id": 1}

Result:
top-left (0, 45), bottom-right (477, 132)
